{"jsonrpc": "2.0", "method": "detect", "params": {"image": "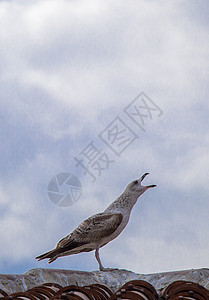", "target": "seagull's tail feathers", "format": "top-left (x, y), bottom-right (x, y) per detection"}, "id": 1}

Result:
top-left (35, 249), bottom-right (58, 263)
